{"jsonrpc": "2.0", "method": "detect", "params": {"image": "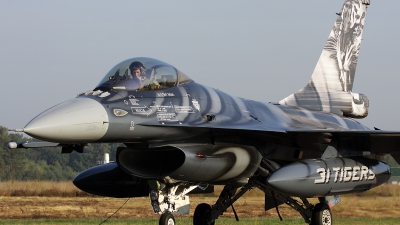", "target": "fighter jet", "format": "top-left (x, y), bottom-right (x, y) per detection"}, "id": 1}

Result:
top-left (8, 0), bottom-right (394, 224)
